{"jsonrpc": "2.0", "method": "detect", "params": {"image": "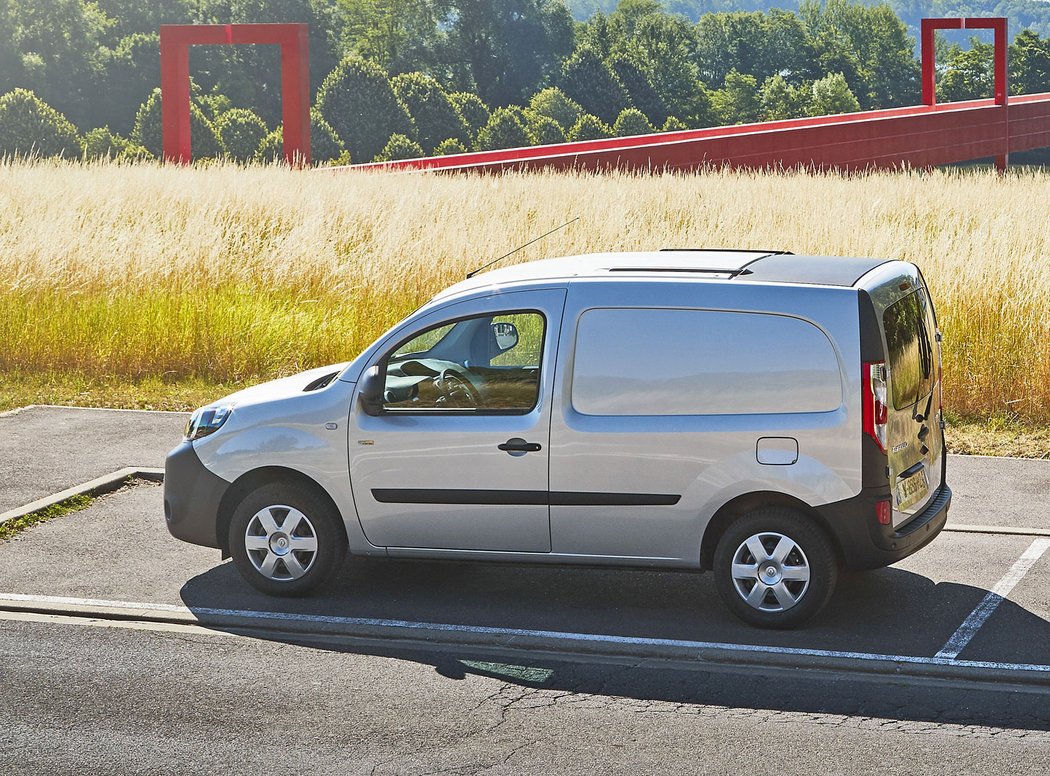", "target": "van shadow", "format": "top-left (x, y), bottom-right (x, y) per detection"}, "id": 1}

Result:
top-left (179, 557), bottom-right (1050, 731)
